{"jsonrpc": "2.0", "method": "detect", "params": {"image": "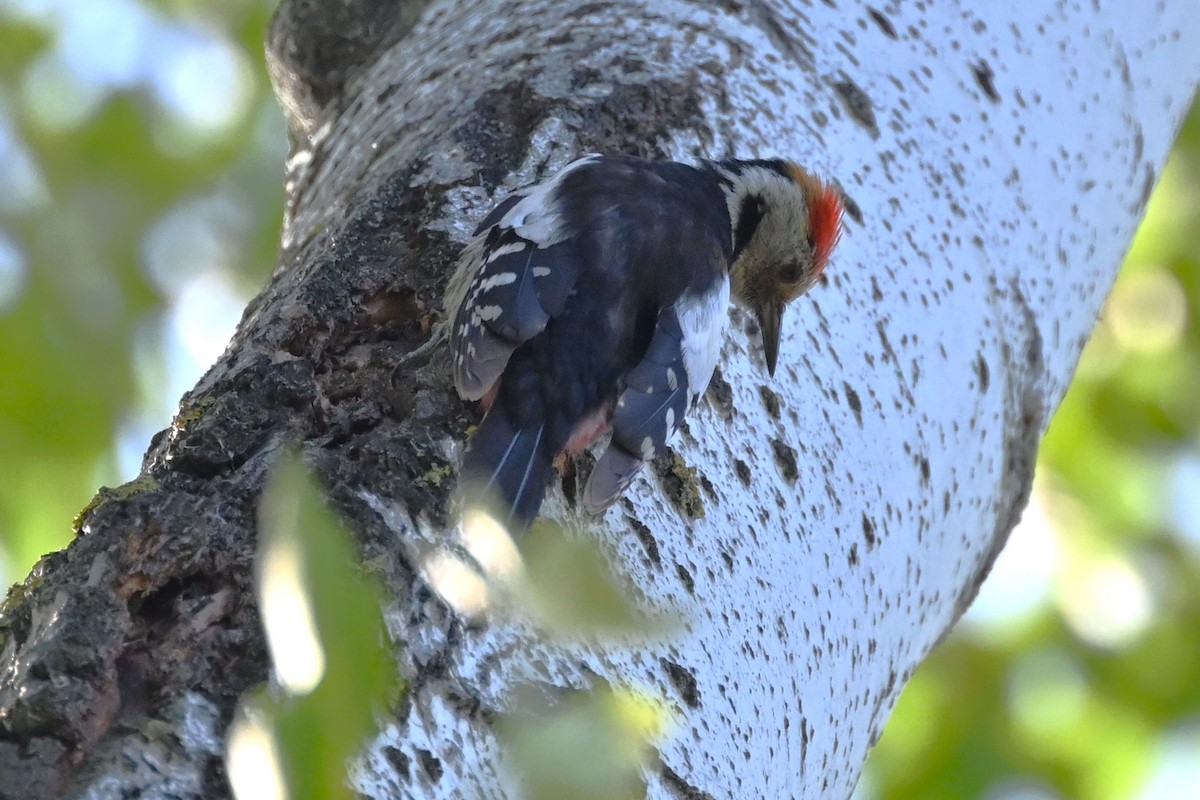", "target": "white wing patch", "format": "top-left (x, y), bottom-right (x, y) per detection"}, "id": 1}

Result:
top-left (485, 241), bottom-right (528, 262)
top-left (494, 154), bottom-right (602, 247)
top-left (675, 277), bottom-right (730, 404)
